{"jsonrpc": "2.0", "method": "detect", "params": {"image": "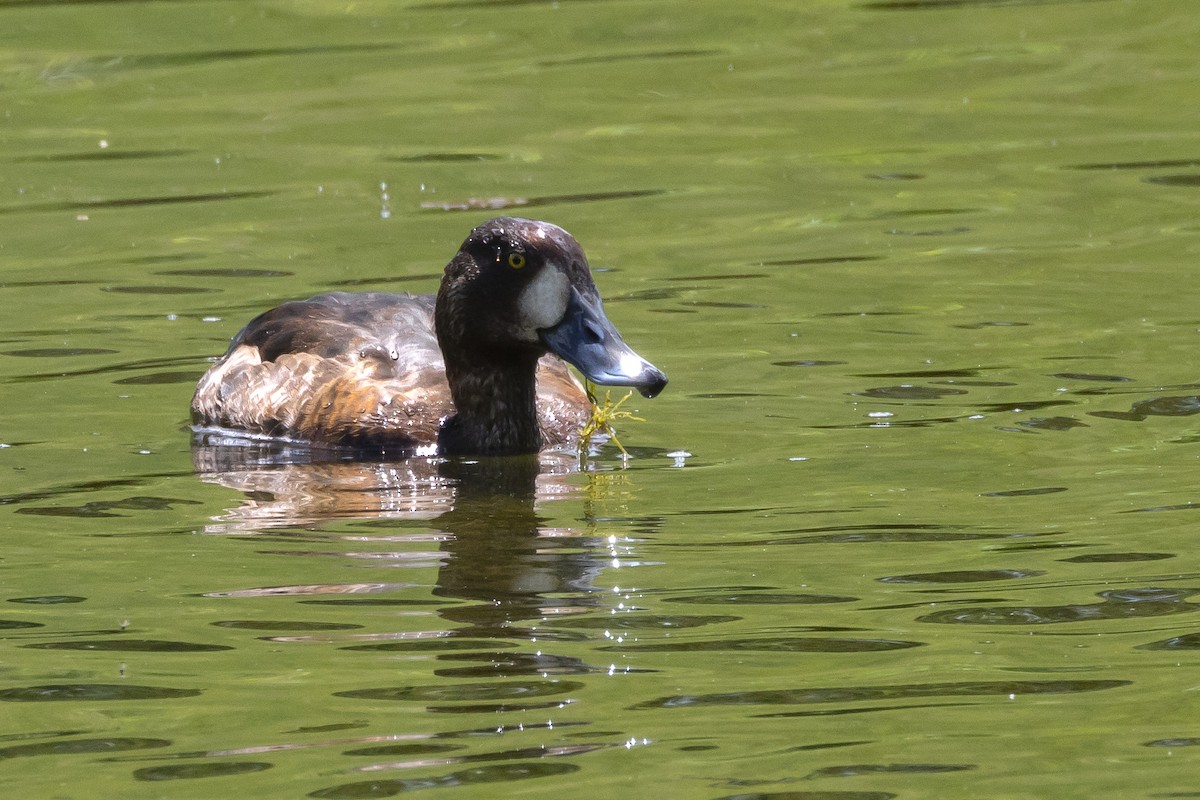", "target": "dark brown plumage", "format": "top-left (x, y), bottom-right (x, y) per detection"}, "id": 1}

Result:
top-left (191, 217), bottom-right (666, 456)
